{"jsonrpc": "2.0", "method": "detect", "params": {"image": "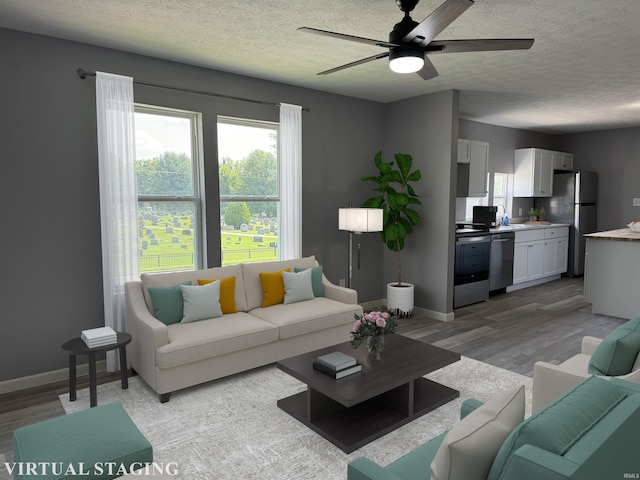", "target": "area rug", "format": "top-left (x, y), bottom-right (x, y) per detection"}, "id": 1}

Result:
top-left (59, 357), bottom-right (532, 479)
